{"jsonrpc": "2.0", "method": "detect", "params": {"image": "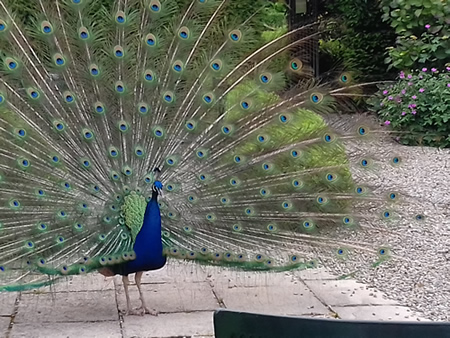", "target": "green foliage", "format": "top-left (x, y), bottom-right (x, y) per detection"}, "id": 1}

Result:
top-left (381, 0), bottom-right (450, 70)
top-left (370, 68), bottom-right (450, 147)
top-left (319, 0), bottom-right (396, 77)
top-left (325, 0), bottom-right (387, 30)
top-left (224, 0), bottom-right (288, 48)
top-left (97, 0), bottom-right (288, 41)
